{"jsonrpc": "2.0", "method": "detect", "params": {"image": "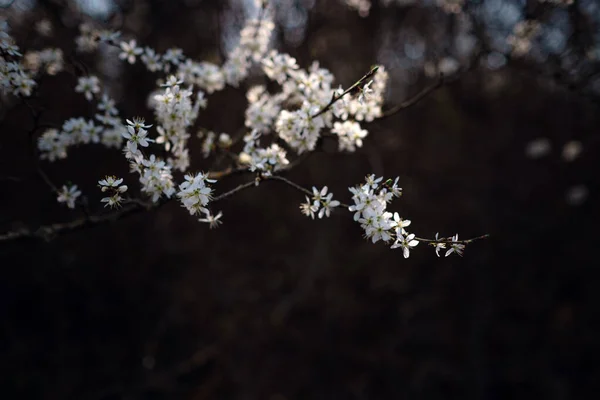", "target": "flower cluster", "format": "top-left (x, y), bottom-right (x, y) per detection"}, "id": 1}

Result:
top-left (122, 118), bottom-right (176, 203)
top-left (331, 121), bottom-right (368, 152)
top-left (38, 116), bottom-right (118, 162)
top-left (222, 14), bottom-right (275, 86)
top-left (177, 172), bottom-right (216, 216)
top-left (245, 85), bottom-right (283, 133)
top-left (152, 76), bottom-right (205, 171)
top-left (432, 233), bottom-right (465, 257)
top-left (242, 130), bottom-right (289, 174)
top-left (122, 118), bottom-right (153, 161)
top-left (300, 186), bottom-right (341, 219)
top-left (275, 102), bottom-right (325, 154)
top-left (98, 176), bottom-right (128, 208)
top-left (348, 175), bottom-right (410, 251)
top-left (1, 20), bottom-right (36, 97)
top-left (1, 4), bottom-right (485, 253)
top-left (267, 60), bottom-right (387, 155)
top-left (22, 48), bottom-right (63, 76)
top-left (139, 155), bottom-right (176, 202)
